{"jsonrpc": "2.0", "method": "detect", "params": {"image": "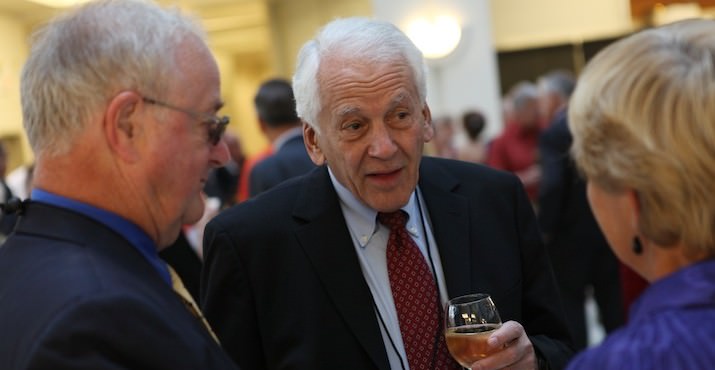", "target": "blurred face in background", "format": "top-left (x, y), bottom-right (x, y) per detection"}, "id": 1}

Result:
top-left (537, 90), bottom-right (562, 126)
top-left (514, 98), bottom-right (541, 130)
